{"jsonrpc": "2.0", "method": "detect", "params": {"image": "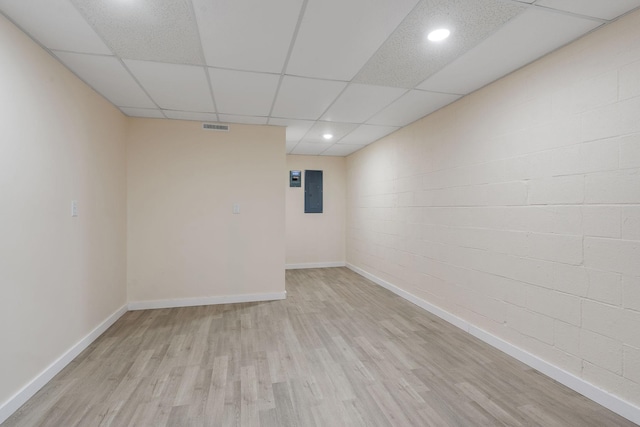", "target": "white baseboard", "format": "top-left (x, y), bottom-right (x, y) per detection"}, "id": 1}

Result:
top-left (0, 304), bottom-right (127, 425)
top-left (285, 262), bottom-right (346, 270)
top-left (347, 263), bottom-right (469, 331)
top-left (128, 291), bottom-right (287, 311)
top-left (346, 263), bottom-right (640, 425)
